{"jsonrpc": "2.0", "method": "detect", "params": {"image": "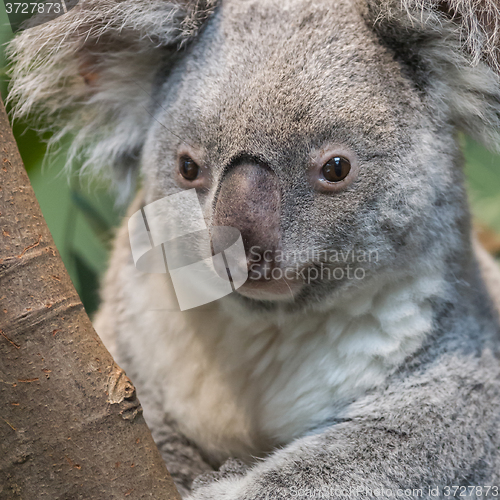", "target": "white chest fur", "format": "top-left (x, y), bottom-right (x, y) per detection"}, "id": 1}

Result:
top-left (115, 267), bottom-right (443, 462)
